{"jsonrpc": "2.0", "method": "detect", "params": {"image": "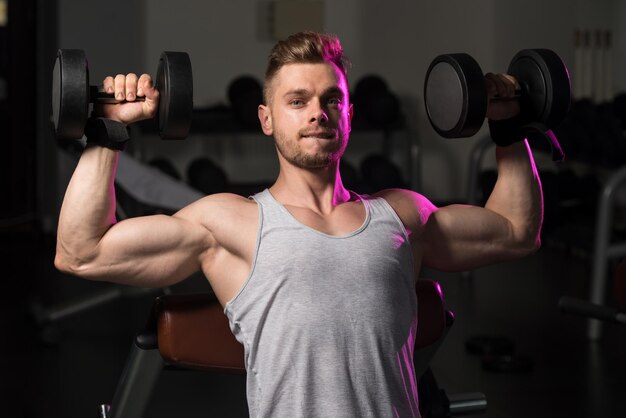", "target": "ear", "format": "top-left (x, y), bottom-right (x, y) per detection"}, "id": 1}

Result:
top-left (258, 104), bottom-right (273, 136)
